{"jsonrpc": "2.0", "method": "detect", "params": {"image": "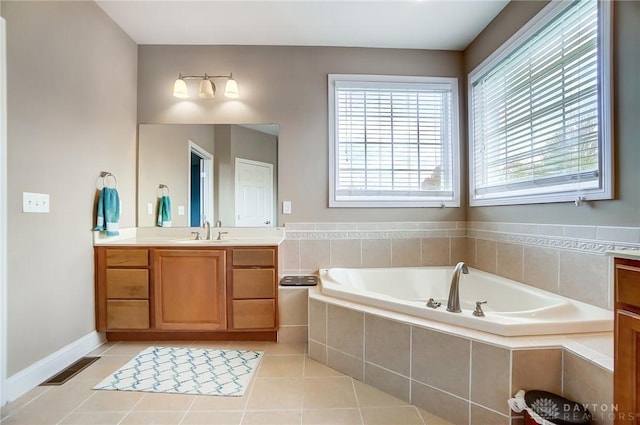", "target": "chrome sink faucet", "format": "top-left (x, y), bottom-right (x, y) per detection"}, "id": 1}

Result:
top-left (215, 220), bottom-right (222, 228)
top-left (203, 220), bottom-right (211, 240)
top-left (446, 262), bottom-right (469, 313)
